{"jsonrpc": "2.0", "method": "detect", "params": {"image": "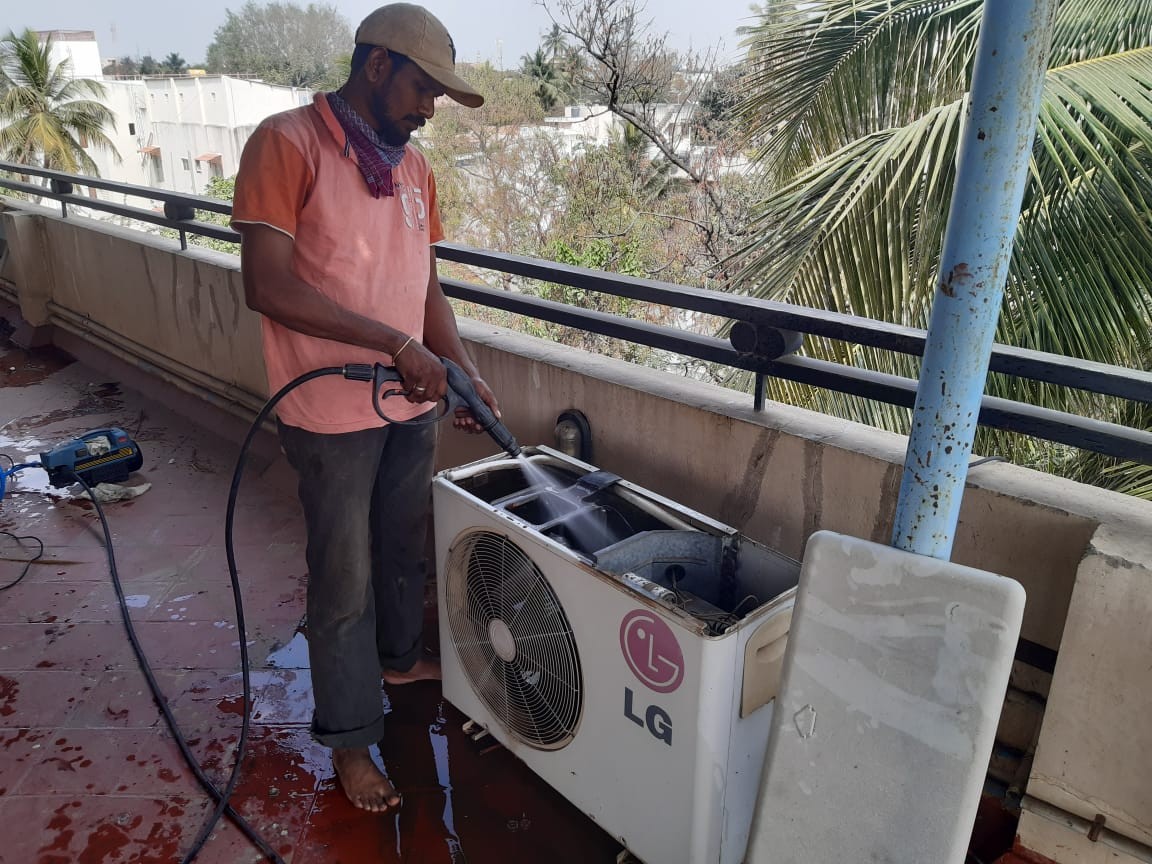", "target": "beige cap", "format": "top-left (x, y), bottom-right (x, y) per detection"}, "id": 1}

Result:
top-left (355, 3), bottom-right (484, 108)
